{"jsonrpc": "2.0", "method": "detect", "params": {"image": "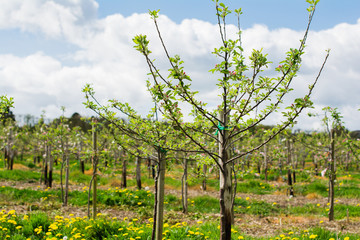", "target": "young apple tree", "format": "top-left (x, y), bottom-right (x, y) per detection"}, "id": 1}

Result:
top-left (133, 0), bottom-right (328, 239)
top-left (83, 87), bottom-right (197, 240)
